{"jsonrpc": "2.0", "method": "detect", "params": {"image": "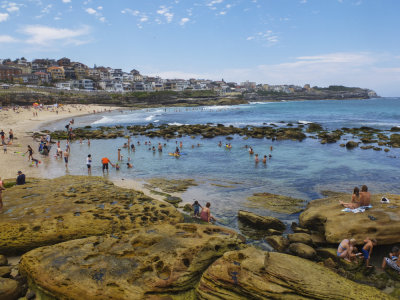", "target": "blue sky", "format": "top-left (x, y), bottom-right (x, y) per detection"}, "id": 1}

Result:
top-left (0, 0), bottom-right (399, 96)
